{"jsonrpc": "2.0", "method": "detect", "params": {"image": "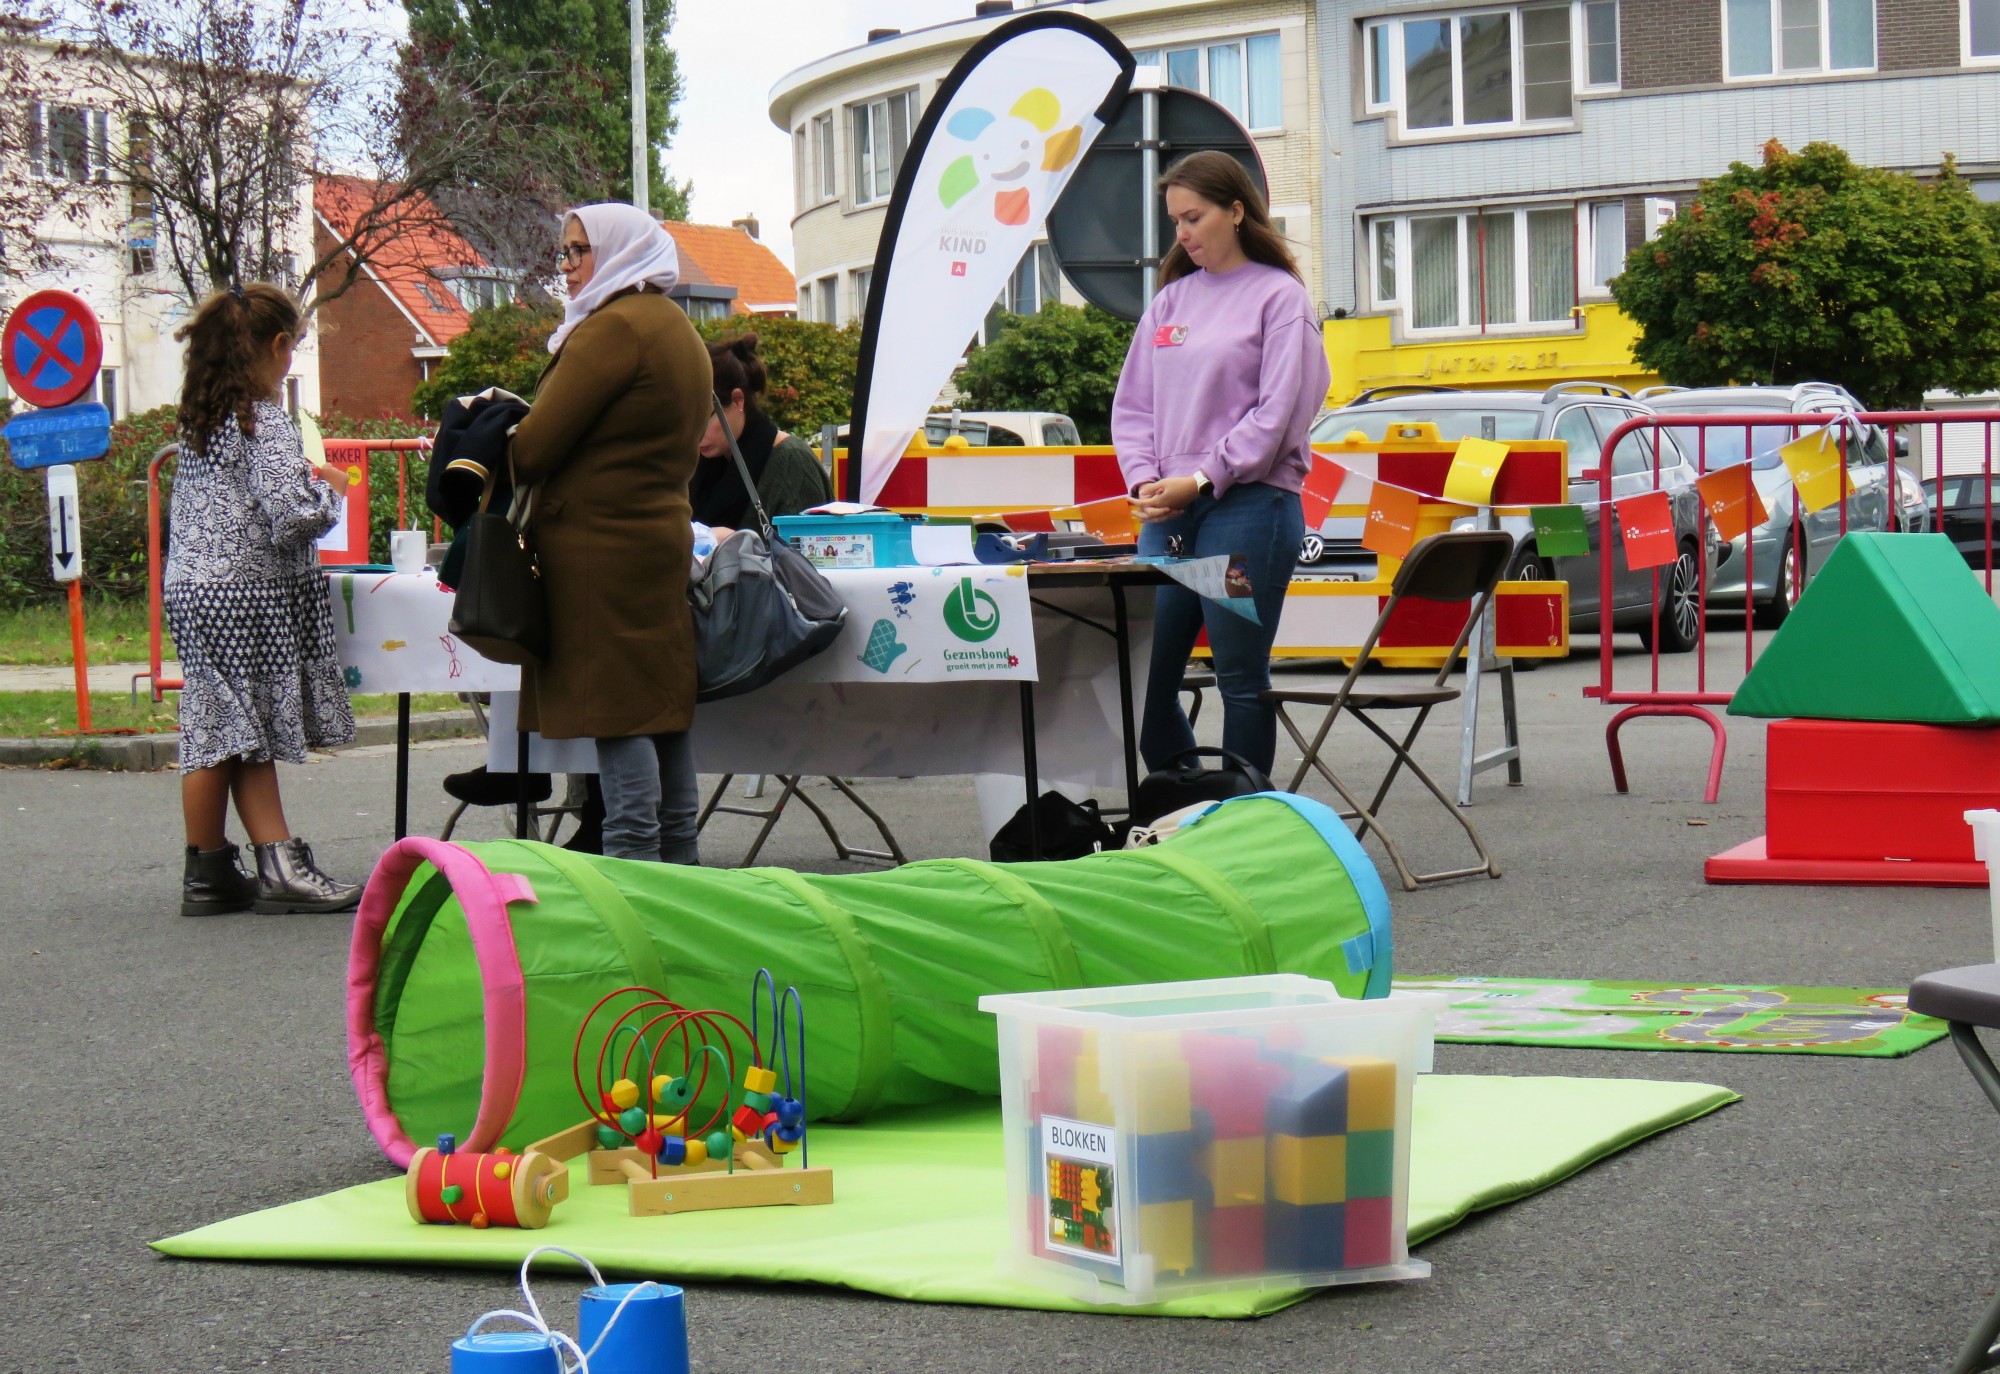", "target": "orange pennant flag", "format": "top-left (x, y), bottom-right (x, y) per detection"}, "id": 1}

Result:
top-left (1694, 466), bottom-right (1769, 544)
top-left (1300, 457), bottom-right (1346, 531)
top-left (1070, 496), bottom-right (1136, 541)
top-left (1361, 481), bottom-right (1423, 560)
